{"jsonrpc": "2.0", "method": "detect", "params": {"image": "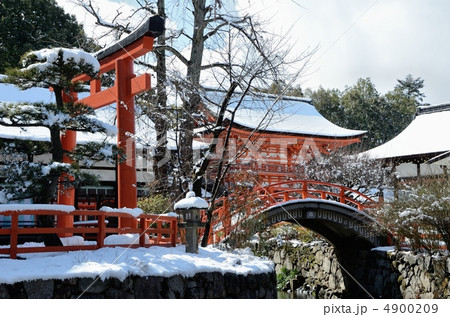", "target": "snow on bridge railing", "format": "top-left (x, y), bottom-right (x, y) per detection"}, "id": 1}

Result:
top-left (256, 180), bottom-right (378, 211)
